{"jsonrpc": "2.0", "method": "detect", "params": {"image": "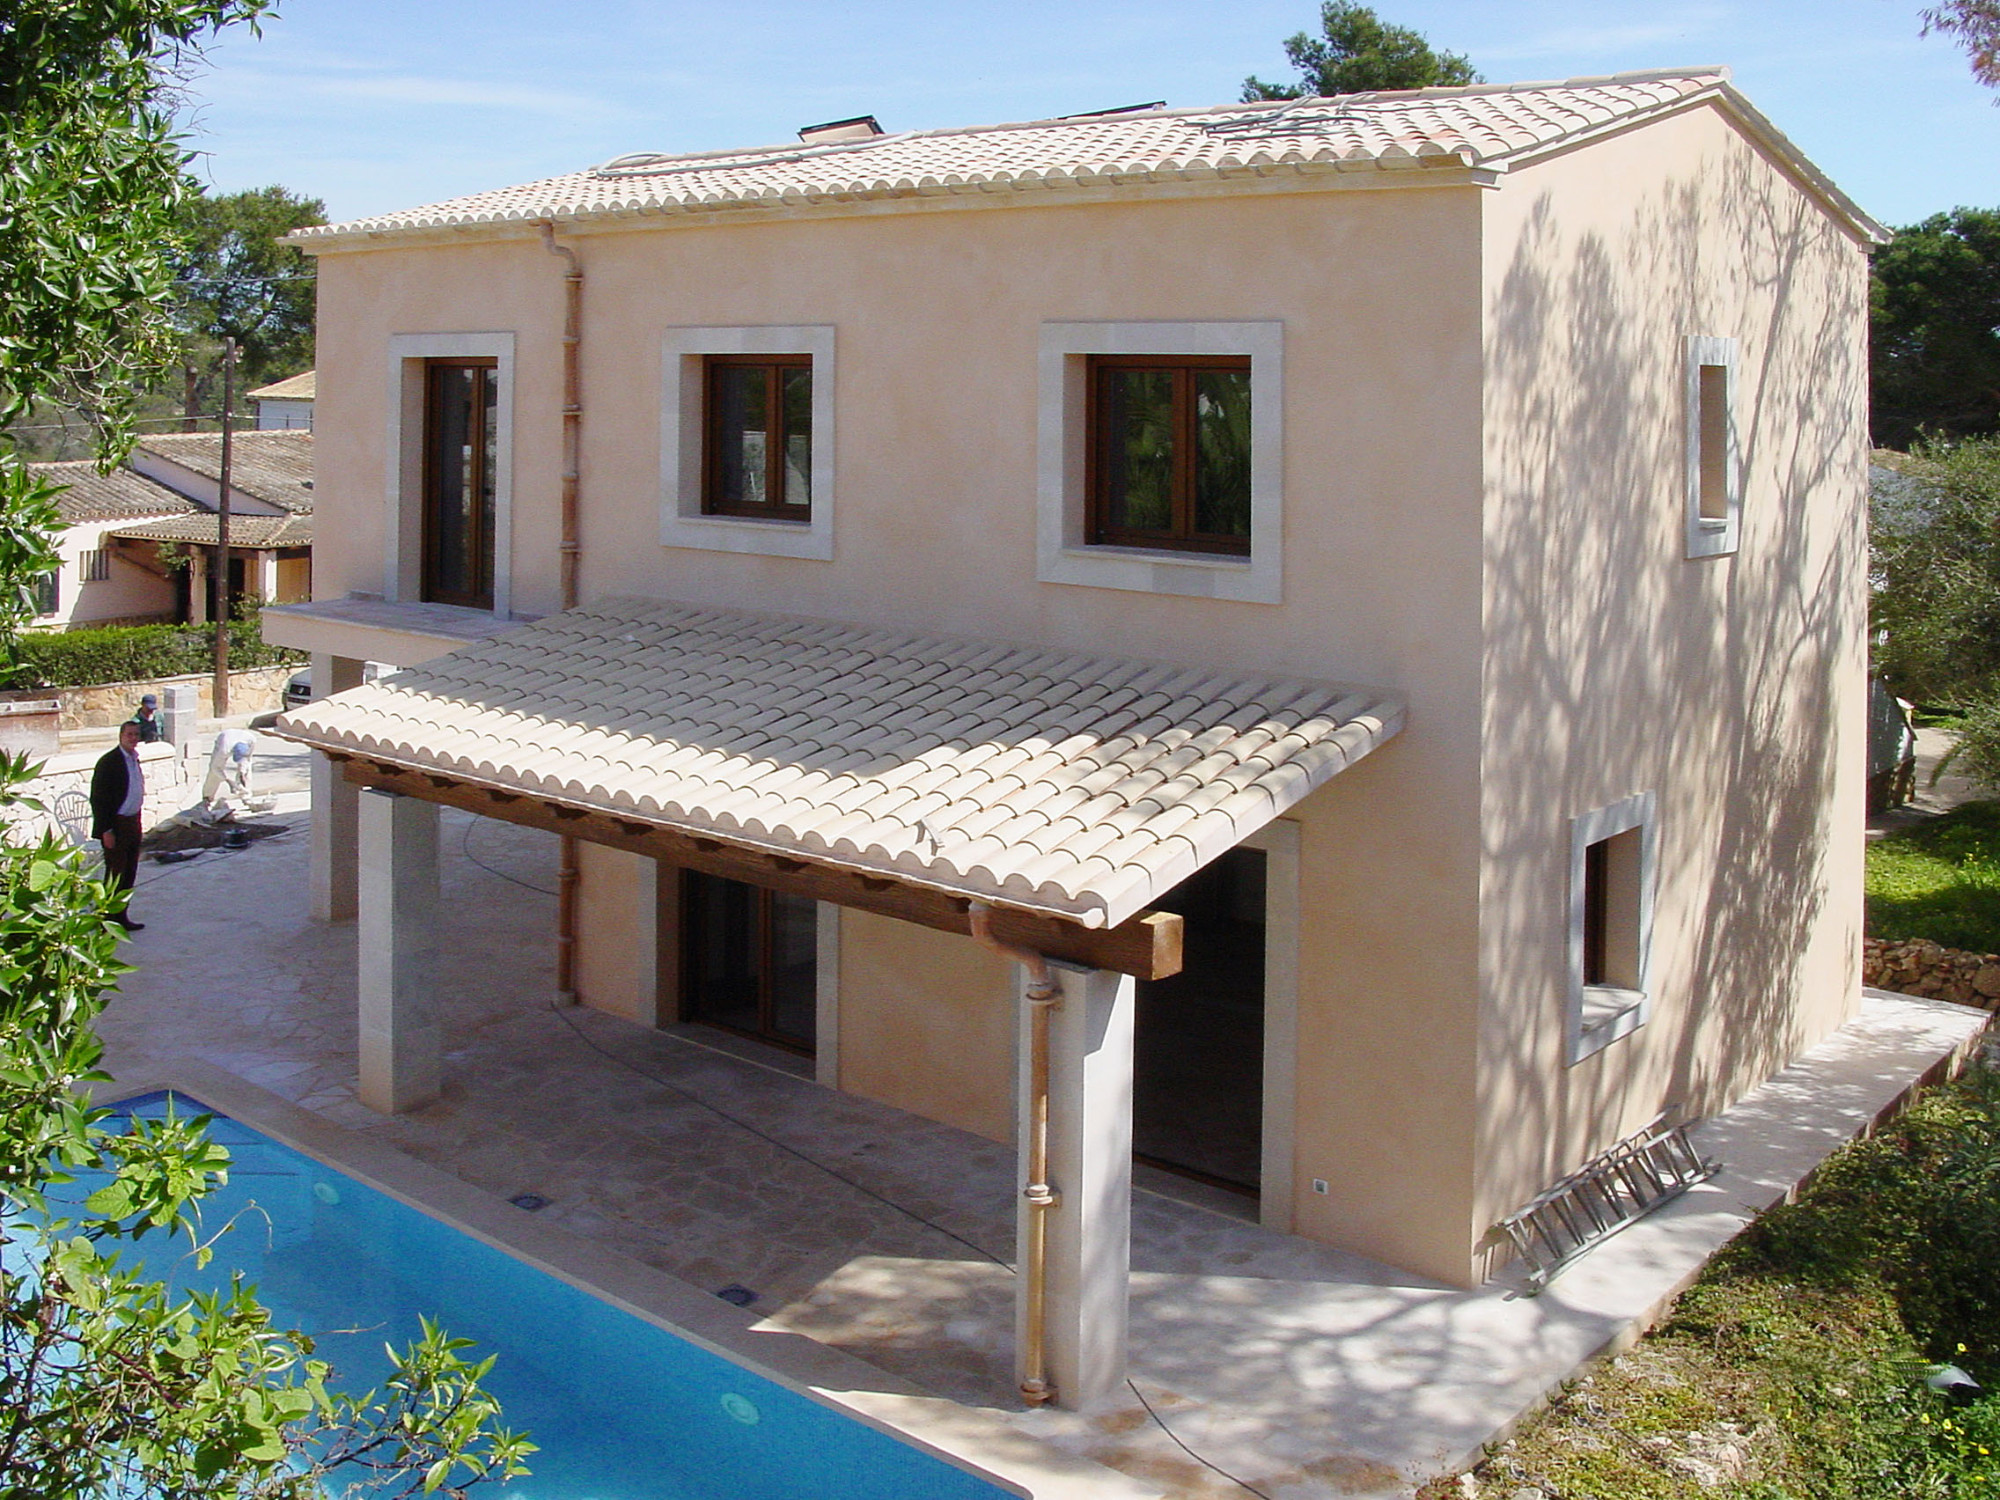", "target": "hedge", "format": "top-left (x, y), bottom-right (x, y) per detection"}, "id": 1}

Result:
top-left (3, 611), bottom-right (304, 691)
